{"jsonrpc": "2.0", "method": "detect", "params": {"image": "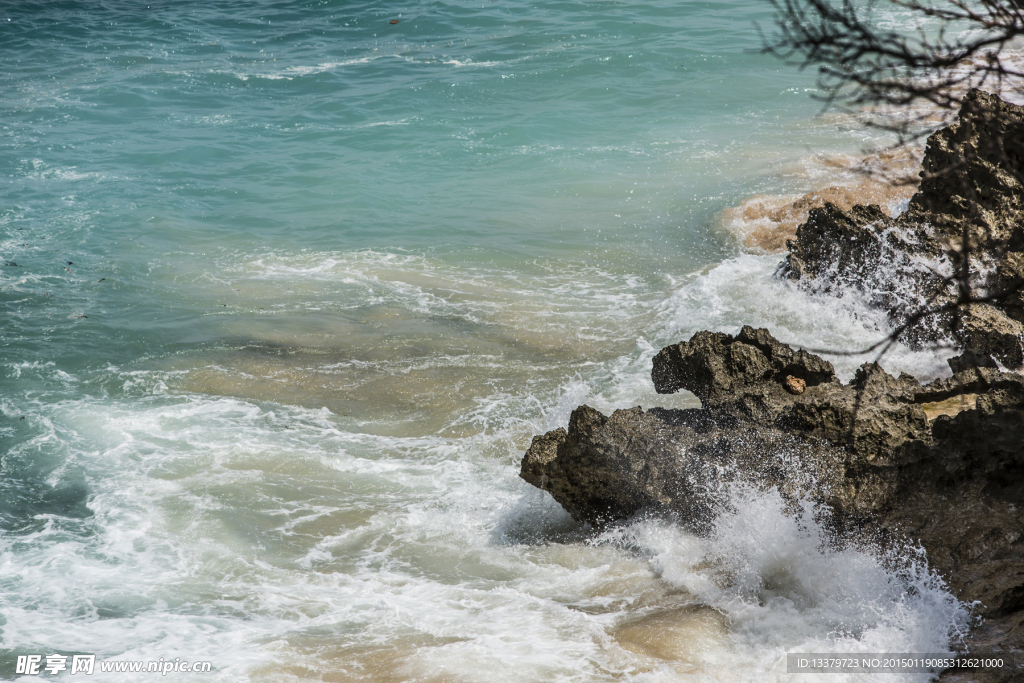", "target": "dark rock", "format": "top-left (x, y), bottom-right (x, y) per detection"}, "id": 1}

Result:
top-left (521, 327), bottom-right (1024, 667)
top-left (914, 90), bottom-right (1024, 241)
top-left (521, 402), bottom-right (848, 531)
top-left (782, 89), bottom-right (1024, 366)
top-left (651, 326), bottom-right (837, 420)
top-left (960, 304), bottom-right (1024, 369)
